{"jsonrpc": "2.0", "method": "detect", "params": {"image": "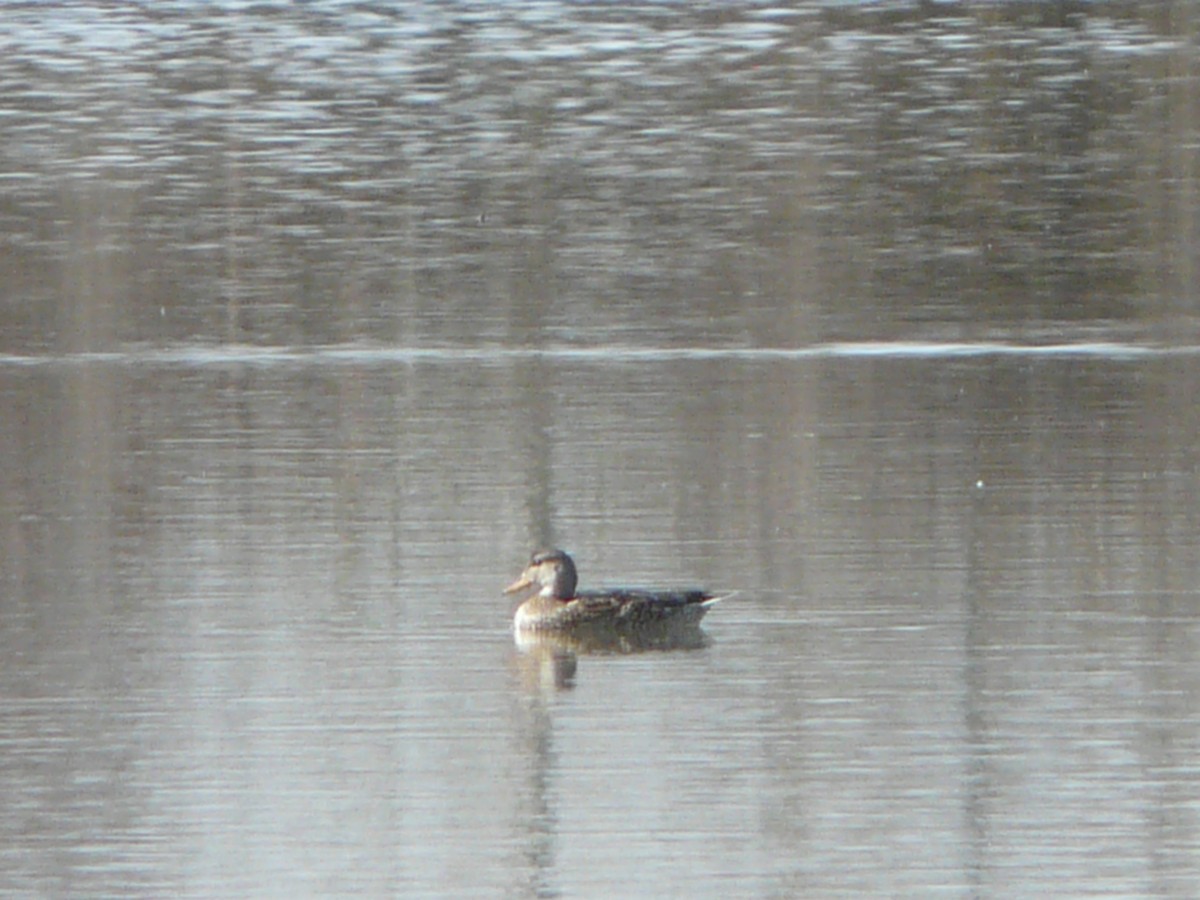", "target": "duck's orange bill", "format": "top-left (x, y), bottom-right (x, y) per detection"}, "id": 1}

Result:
top-left (504, 570), bottom-right (533, 594)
